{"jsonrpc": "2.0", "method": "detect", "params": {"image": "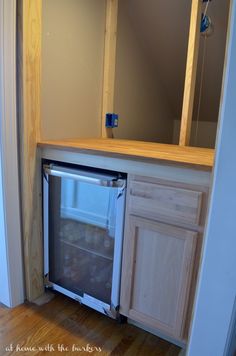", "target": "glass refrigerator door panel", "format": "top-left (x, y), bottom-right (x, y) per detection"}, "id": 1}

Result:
top-left (48, 175), bottom-right (117, 304)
